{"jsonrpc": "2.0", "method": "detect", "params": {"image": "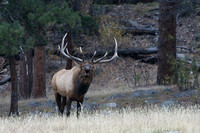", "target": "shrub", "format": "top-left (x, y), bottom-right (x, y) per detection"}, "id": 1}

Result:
top-left (178, 0), bottom-right (200, 17)
top-left (98, 15), bottom-right (124, 47)
top-left (170, 56), bottom-right (199, 90)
